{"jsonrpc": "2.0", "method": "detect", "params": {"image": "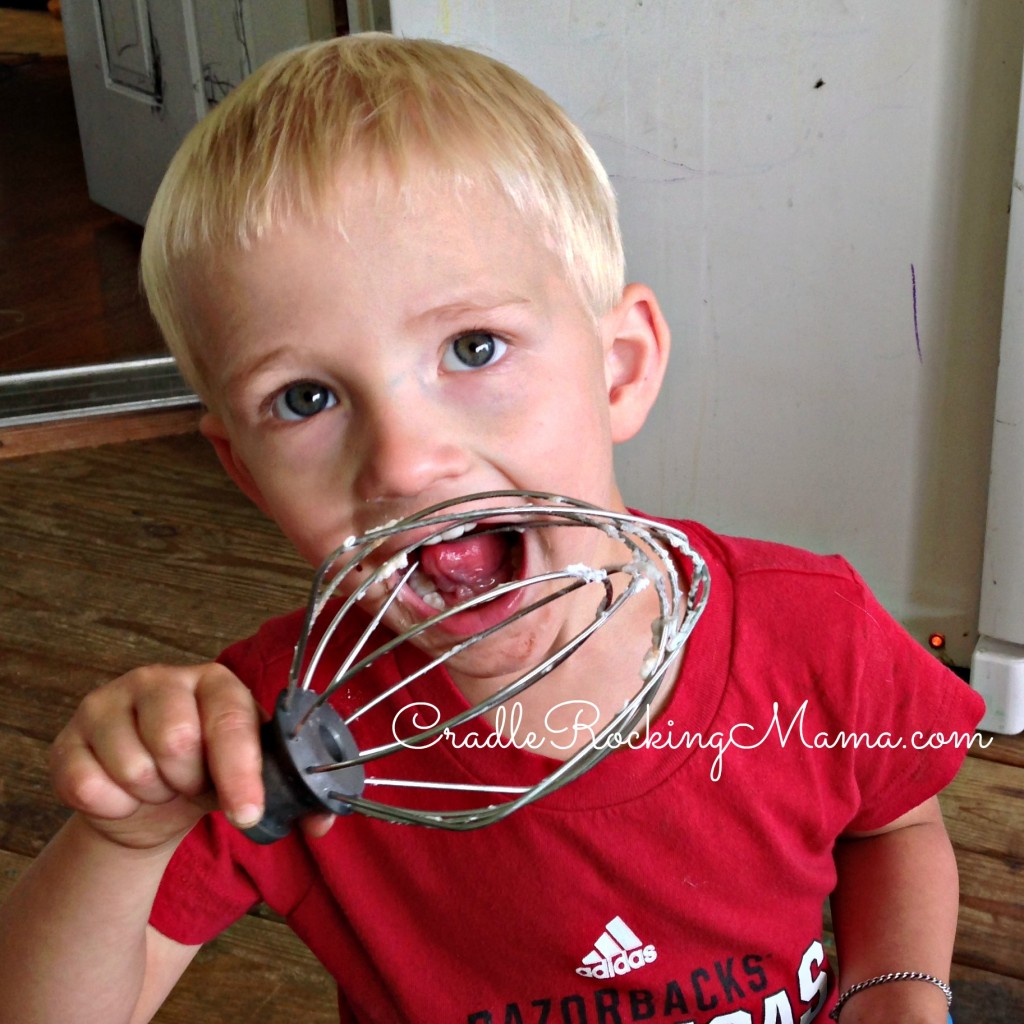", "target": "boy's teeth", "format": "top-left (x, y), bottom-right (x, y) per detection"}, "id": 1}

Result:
top-left (380, 551), bottom-right (409, 578)
top-left (424, 523), bottom-right (470, 544)
top-left (402, 559), bottom-right (492, 612)
top-left (401, 569), bottom-right (446, 606)
top-left (405, 568), bottom-right (446, 610)
top-left (407, 568), bottom-right (437, 599)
